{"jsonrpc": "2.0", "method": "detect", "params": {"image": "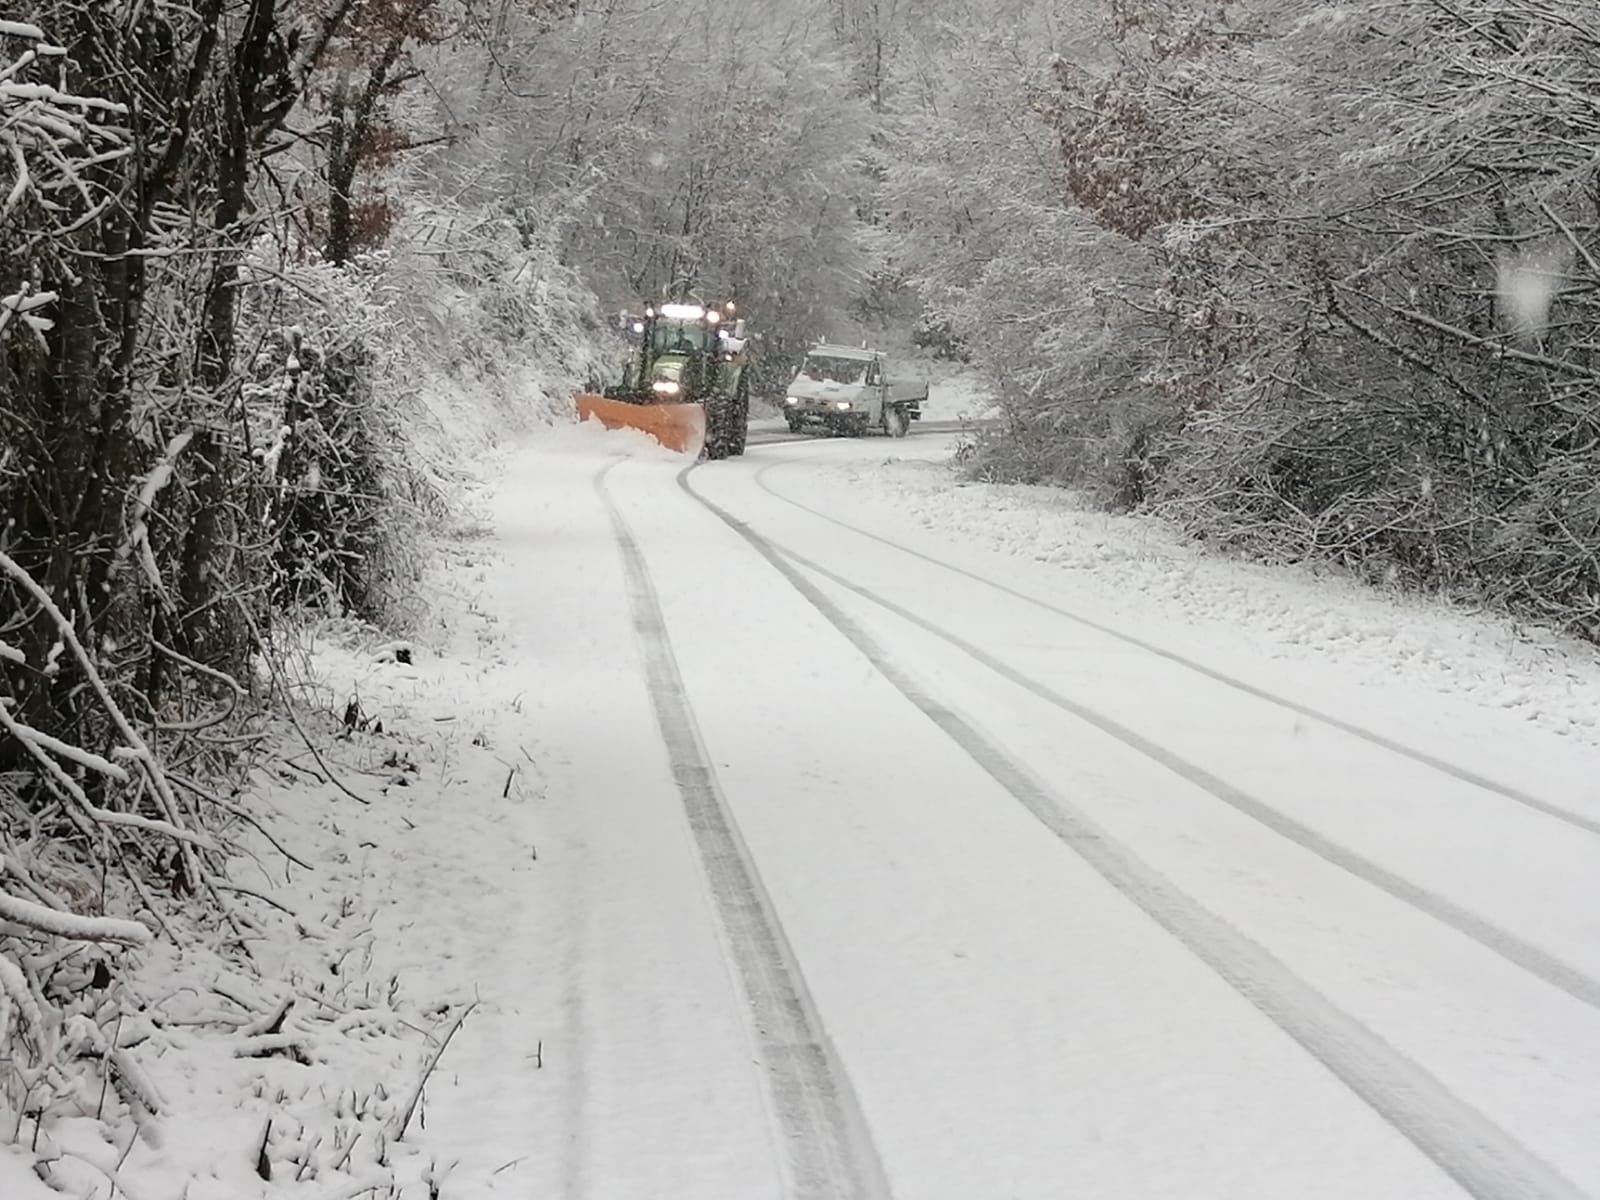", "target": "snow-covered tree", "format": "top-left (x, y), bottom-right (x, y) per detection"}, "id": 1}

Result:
top-left (868, 0), bottom-right (1600, 635)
